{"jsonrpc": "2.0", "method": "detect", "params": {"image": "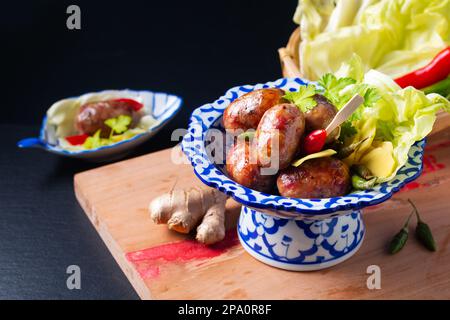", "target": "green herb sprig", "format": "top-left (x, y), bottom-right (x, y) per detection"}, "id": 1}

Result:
top-left (317, 74), bottom-right (356, 107)
top-left (283, 84), bottom-right (318, 112)
top-left (105, 115), bottom-right (132, 139)
top-left (316, 73), bottom-right (380, 142)
top-left (339, 121), bottom-right (358, 142)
